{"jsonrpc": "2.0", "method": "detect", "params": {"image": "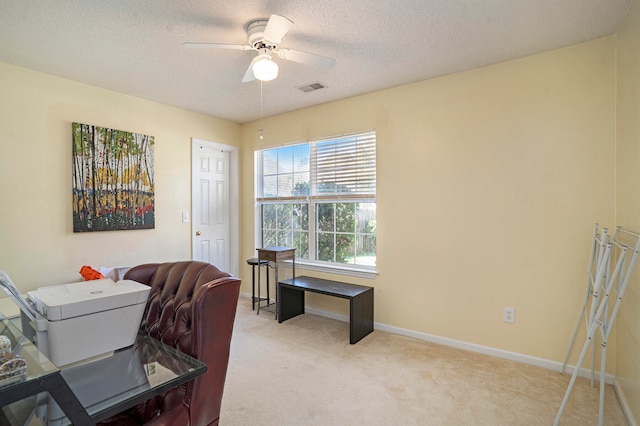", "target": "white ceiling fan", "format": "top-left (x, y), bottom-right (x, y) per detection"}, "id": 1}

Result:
top-left (183, 14), bottom-right (336, 82)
